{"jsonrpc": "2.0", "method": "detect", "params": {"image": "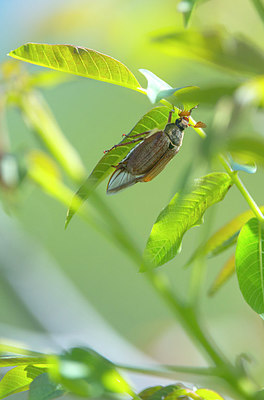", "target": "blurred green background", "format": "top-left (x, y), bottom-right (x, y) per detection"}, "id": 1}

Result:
top-left (1, 0), bottom-right (264, 391)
